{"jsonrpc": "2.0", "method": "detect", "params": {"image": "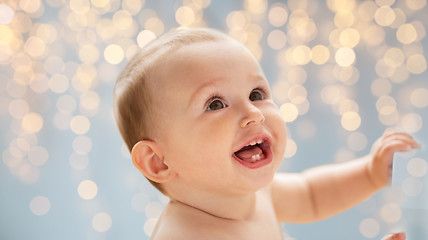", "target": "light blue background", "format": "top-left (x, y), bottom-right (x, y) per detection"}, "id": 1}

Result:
top-left (1, 0), bottom-right (427, 239)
